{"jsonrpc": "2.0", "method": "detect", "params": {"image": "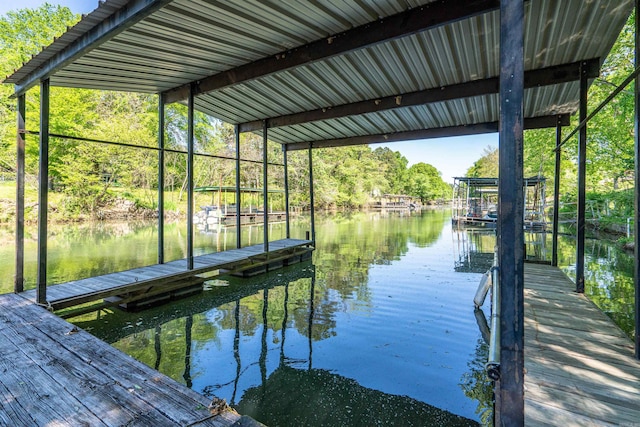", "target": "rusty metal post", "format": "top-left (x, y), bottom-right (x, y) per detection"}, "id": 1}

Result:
top-left (235, 125), bottom-right (242, 248)
top-left (187, 84), bottom-right (194, 269)
top-left (576, 64), bottom-right (588, 293)
top-left (308, 144), bottom-right (316, 244)
top-left (283, 145), bottom-right (291, 239)
top-left (37, 79), bottom-right (50, 305)
top-left (158, 94), bottom-right (165, 264)
top-left (498, 0), bottom-right (525, 424)
top-left (552, 117), bottom-right (562, 266)
top-left (634, 0), bottom-right (640, 360)
top-left (263, 121), bottom-right (269, 252)
top-left (15, 94), bottom-right (26, 293)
